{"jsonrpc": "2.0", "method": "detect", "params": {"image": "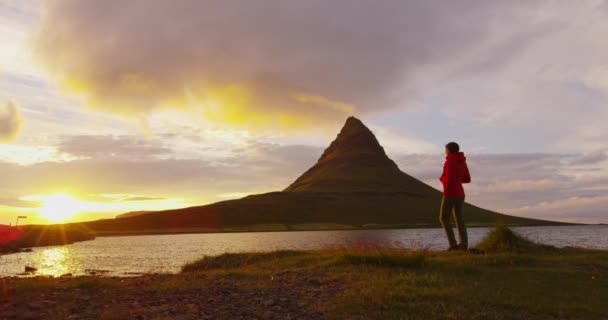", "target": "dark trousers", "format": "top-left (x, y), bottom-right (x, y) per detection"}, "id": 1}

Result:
top-left (440, 196), bottom-right (468, 248)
